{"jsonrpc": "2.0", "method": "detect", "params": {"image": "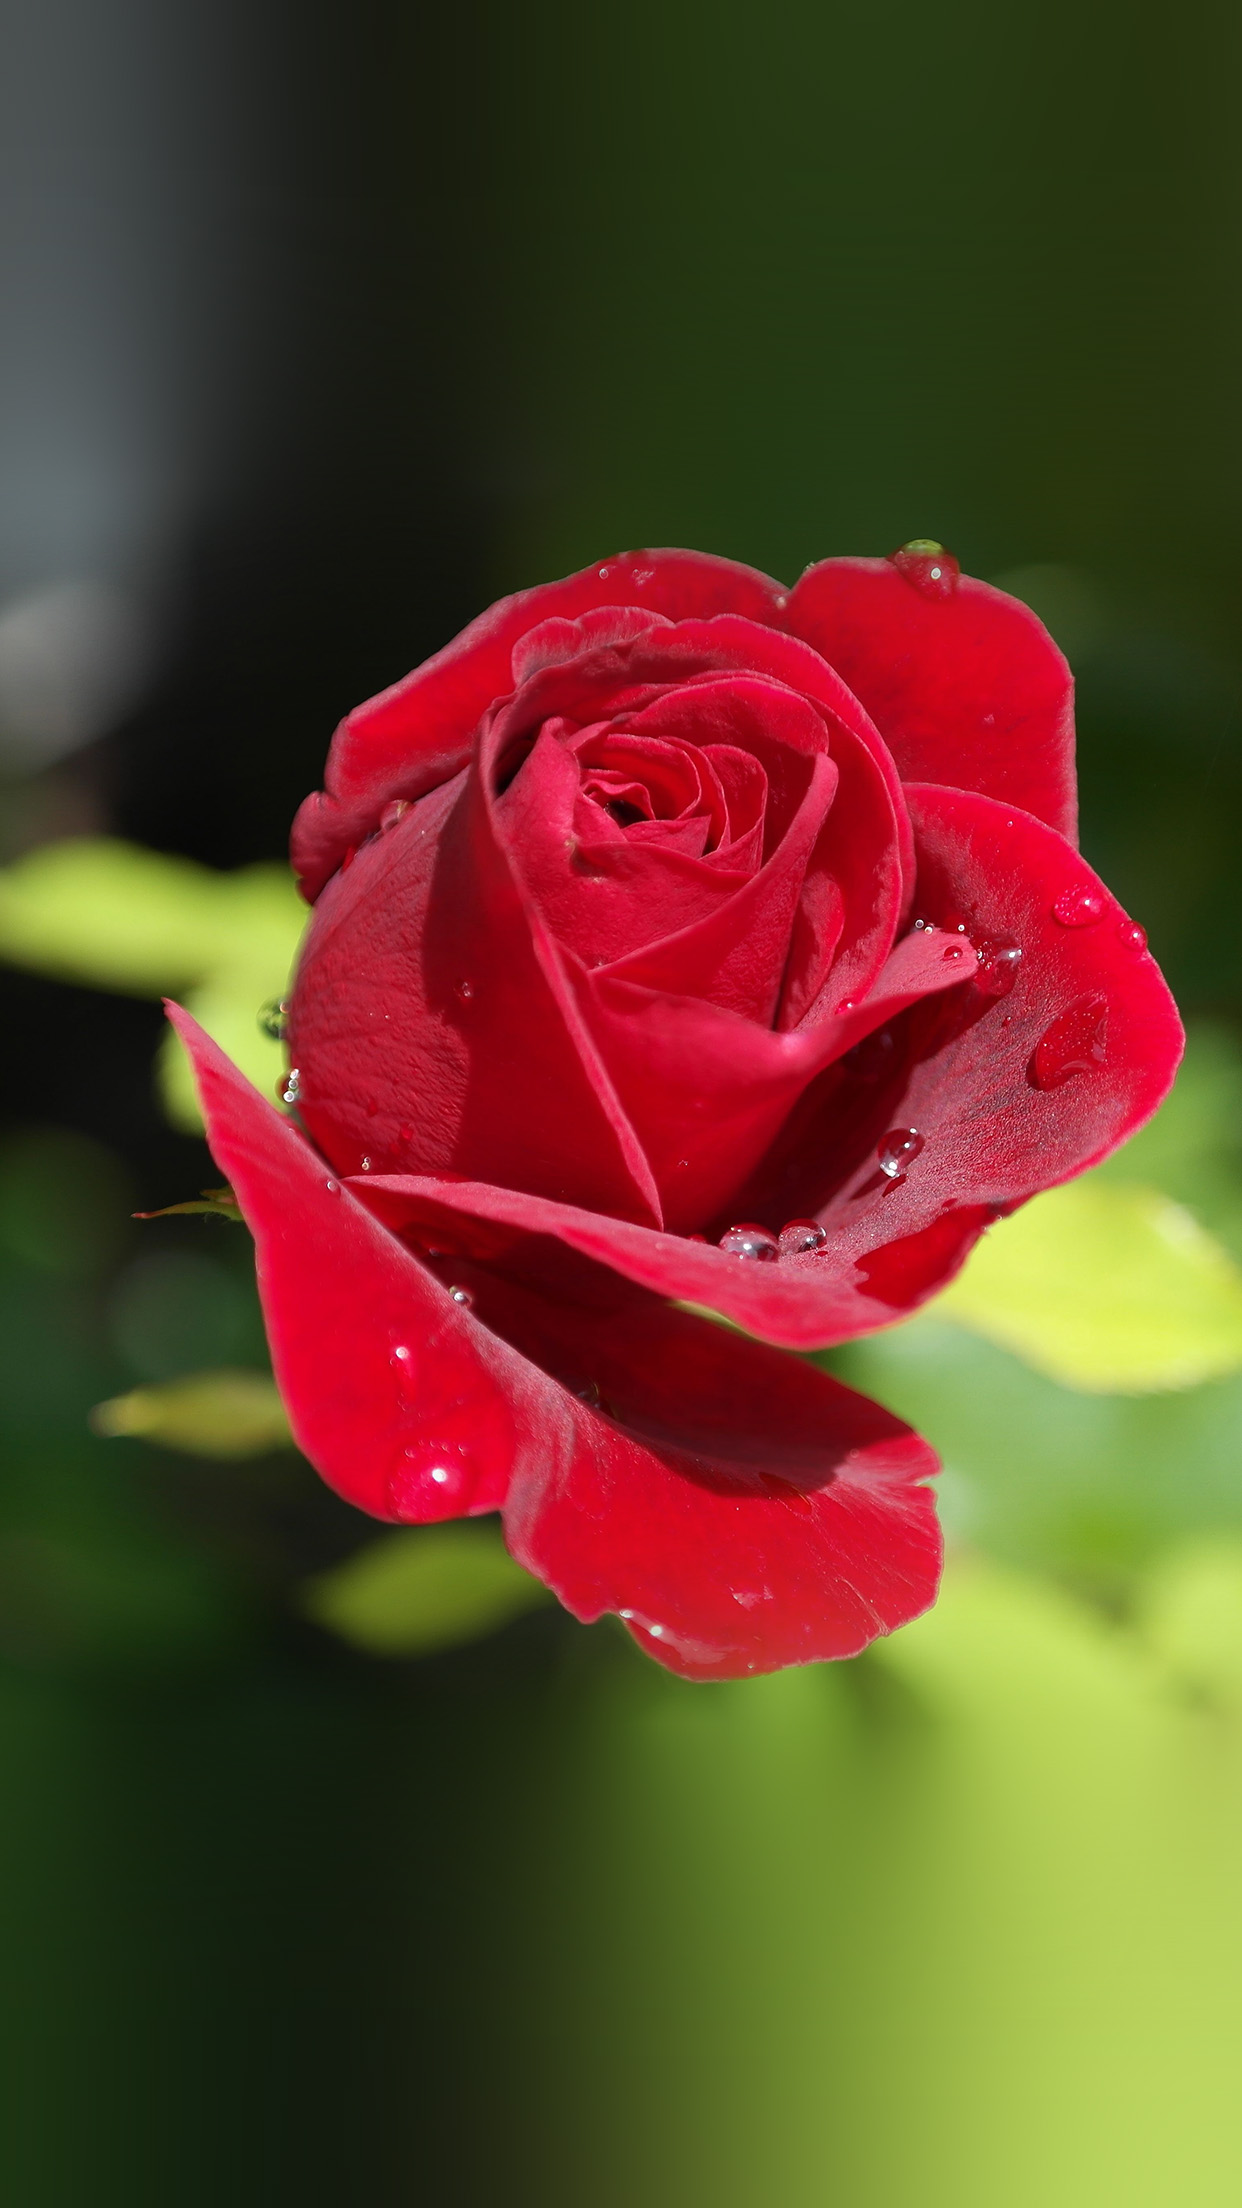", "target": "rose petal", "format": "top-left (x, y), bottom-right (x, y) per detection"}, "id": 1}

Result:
top-left (292, 550), bottom-right (788, 898)
top-left (489, 1269), bottom-right (941, 1679)
top-left (785, 557), bottom-right (1077, 841)
top-left (164, 1002), bottom-right (521, 1522)
top-left (171, 1005), bottom-right (941, 1678)
top-left (287, 768), bottom-right (663, 1226)
top-left (569, 923), bottom-right (977, 1229)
